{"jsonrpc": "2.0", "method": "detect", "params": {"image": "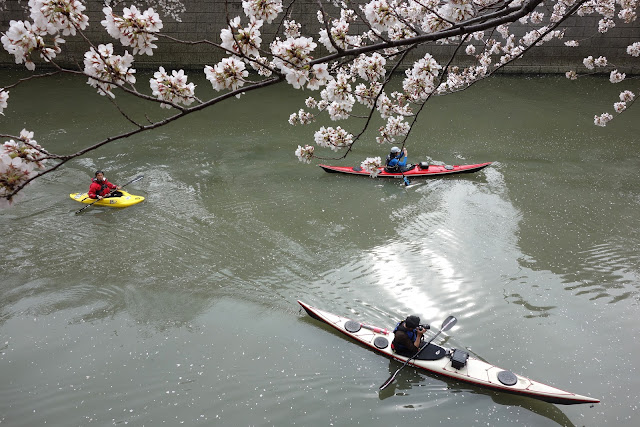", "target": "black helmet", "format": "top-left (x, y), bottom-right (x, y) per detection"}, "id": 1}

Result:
top-left (95, 170), bottom-right (104, 176)
top-left (405, 315), bottom-right (420, 329)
